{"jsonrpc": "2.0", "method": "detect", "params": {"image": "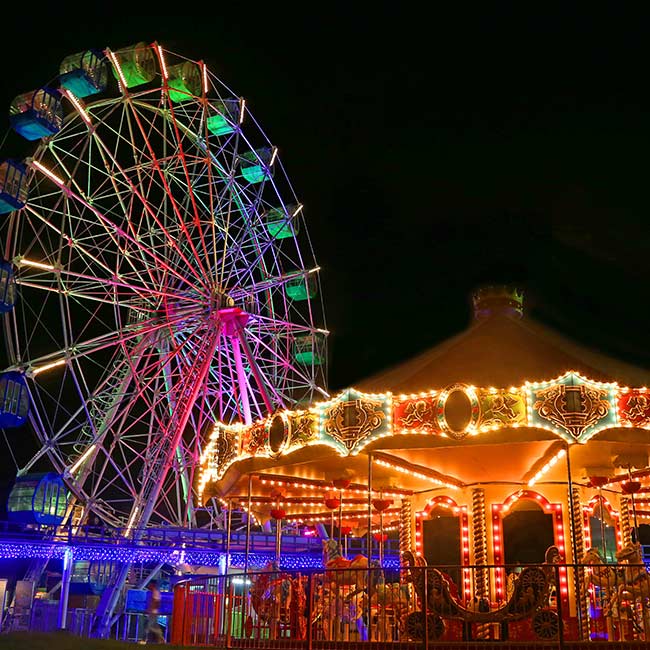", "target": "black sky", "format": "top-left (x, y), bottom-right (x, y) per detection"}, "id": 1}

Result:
top-left (1, 6), bottom-right (649, 397)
